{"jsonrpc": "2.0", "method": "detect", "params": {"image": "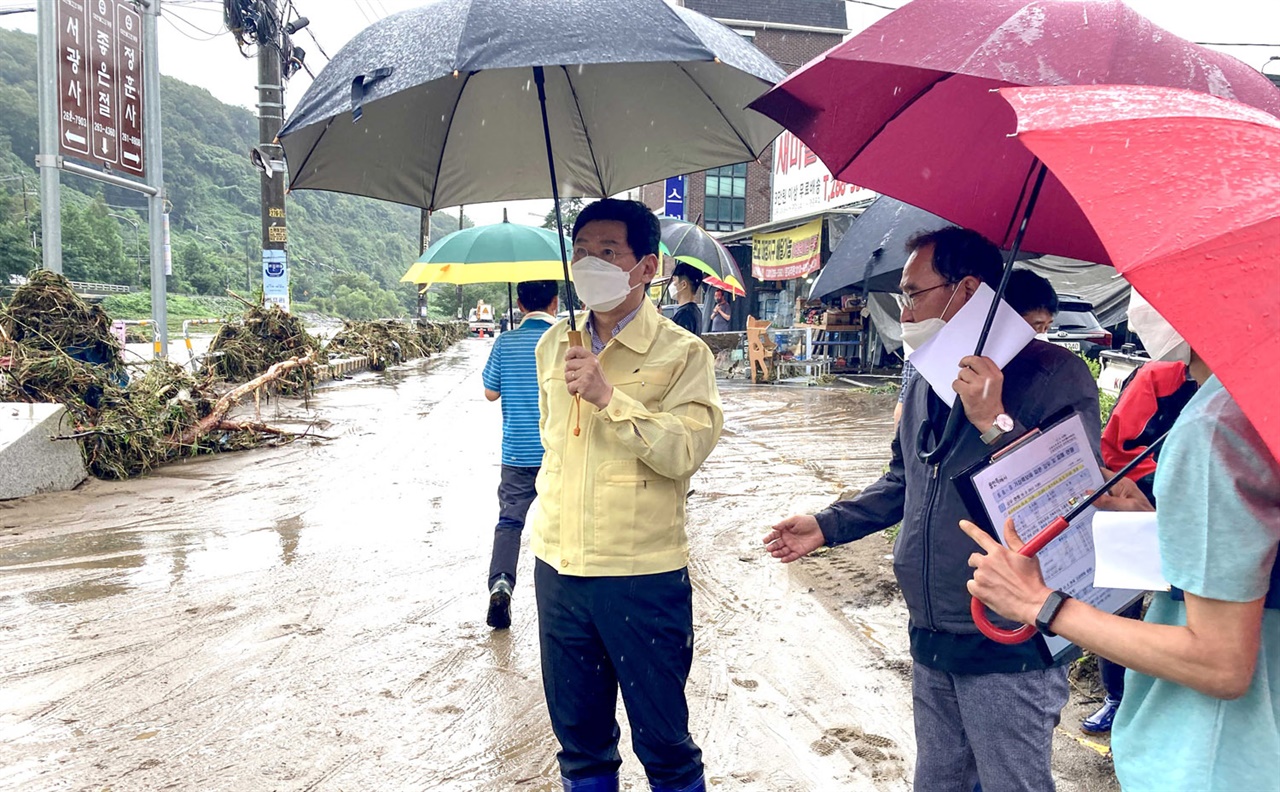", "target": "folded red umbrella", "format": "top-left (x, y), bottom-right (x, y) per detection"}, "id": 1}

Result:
top-left (750, 0), bottom-right (1280, 266)
top-left (1000, 84), bottom-right (1280, 462)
